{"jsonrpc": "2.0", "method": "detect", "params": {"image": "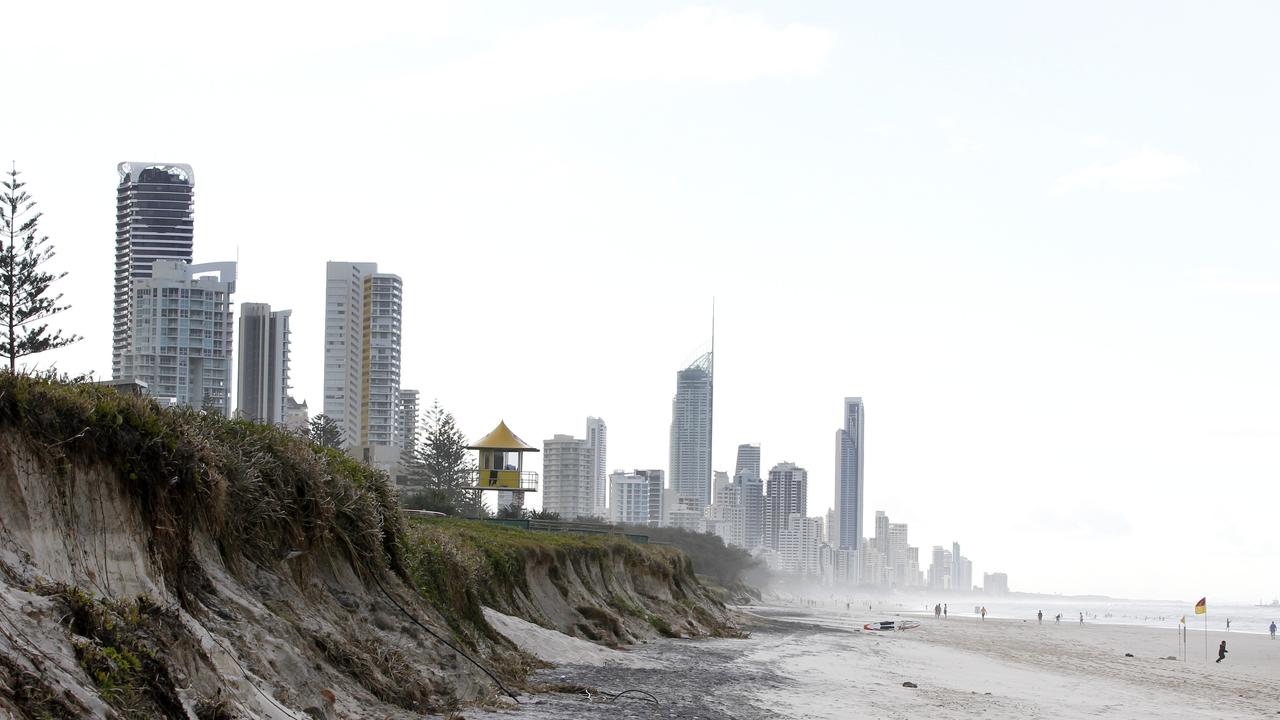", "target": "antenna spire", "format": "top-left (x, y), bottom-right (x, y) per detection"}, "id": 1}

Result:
top-left (710, 297), bottom-right (716, 378)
